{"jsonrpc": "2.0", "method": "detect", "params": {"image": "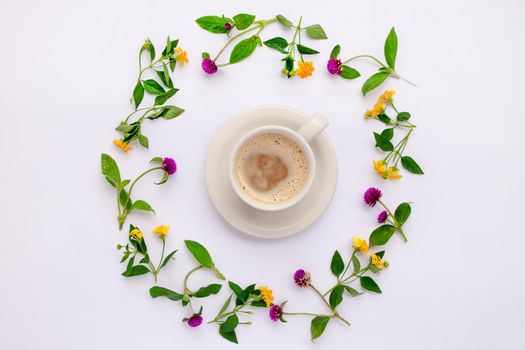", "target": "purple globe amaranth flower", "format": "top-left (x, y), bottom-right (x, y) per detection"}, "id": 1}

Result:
top-left (377, 210), bottom-right (388, 223)
top-left (364, 187), bottom-right (382, 207)
top-left (269, 304), bottom-right (282, 322)
top-left (187, 314), bottom-right (203, 327)
top-left (162, 157), bottom-right (177, 175)
top-left (293, 269), bottom-right (311, 287)
top-left (202, 58), bottom-right (218, 75)
top-left (225, 22), bottom-right (232, 31)
top-left (327, 58), bottom-right (342, 75)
